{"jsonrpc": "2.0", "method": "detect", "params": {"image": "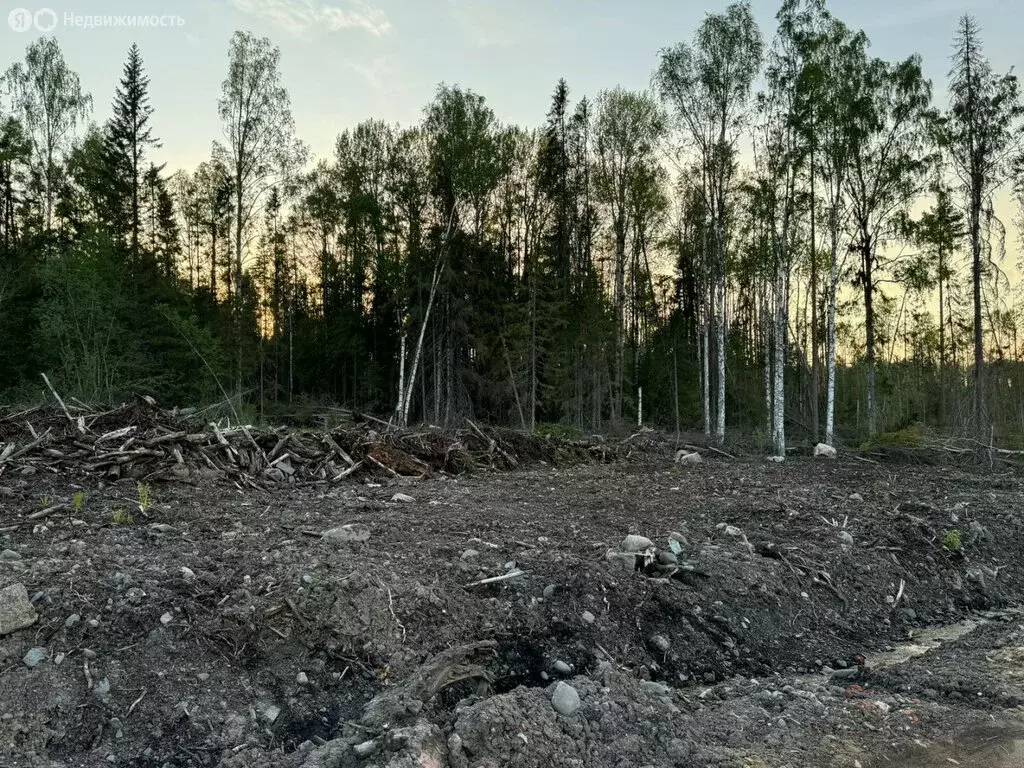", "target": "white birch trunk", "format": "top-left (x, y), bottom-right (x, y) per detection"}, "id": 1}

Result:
top-left (825, 230), bottom-right (838, 446)
top-left (772, 257), bottom-right (786, 459)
